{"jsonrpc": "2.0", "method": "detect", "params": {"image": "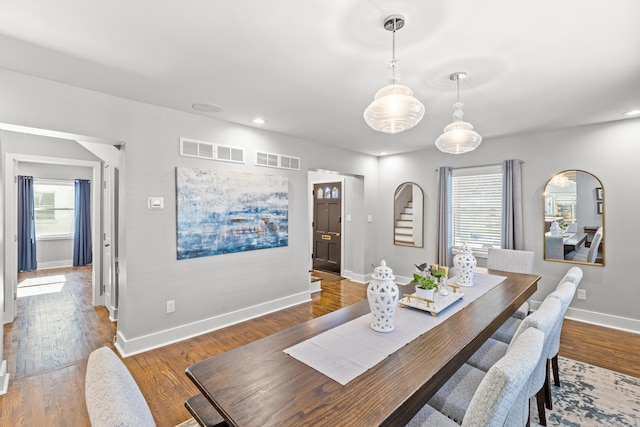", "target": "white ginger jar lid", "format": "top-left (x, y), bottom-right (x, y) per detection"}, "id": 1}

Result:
top-left (372, 260), bottom-right (395, 281)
